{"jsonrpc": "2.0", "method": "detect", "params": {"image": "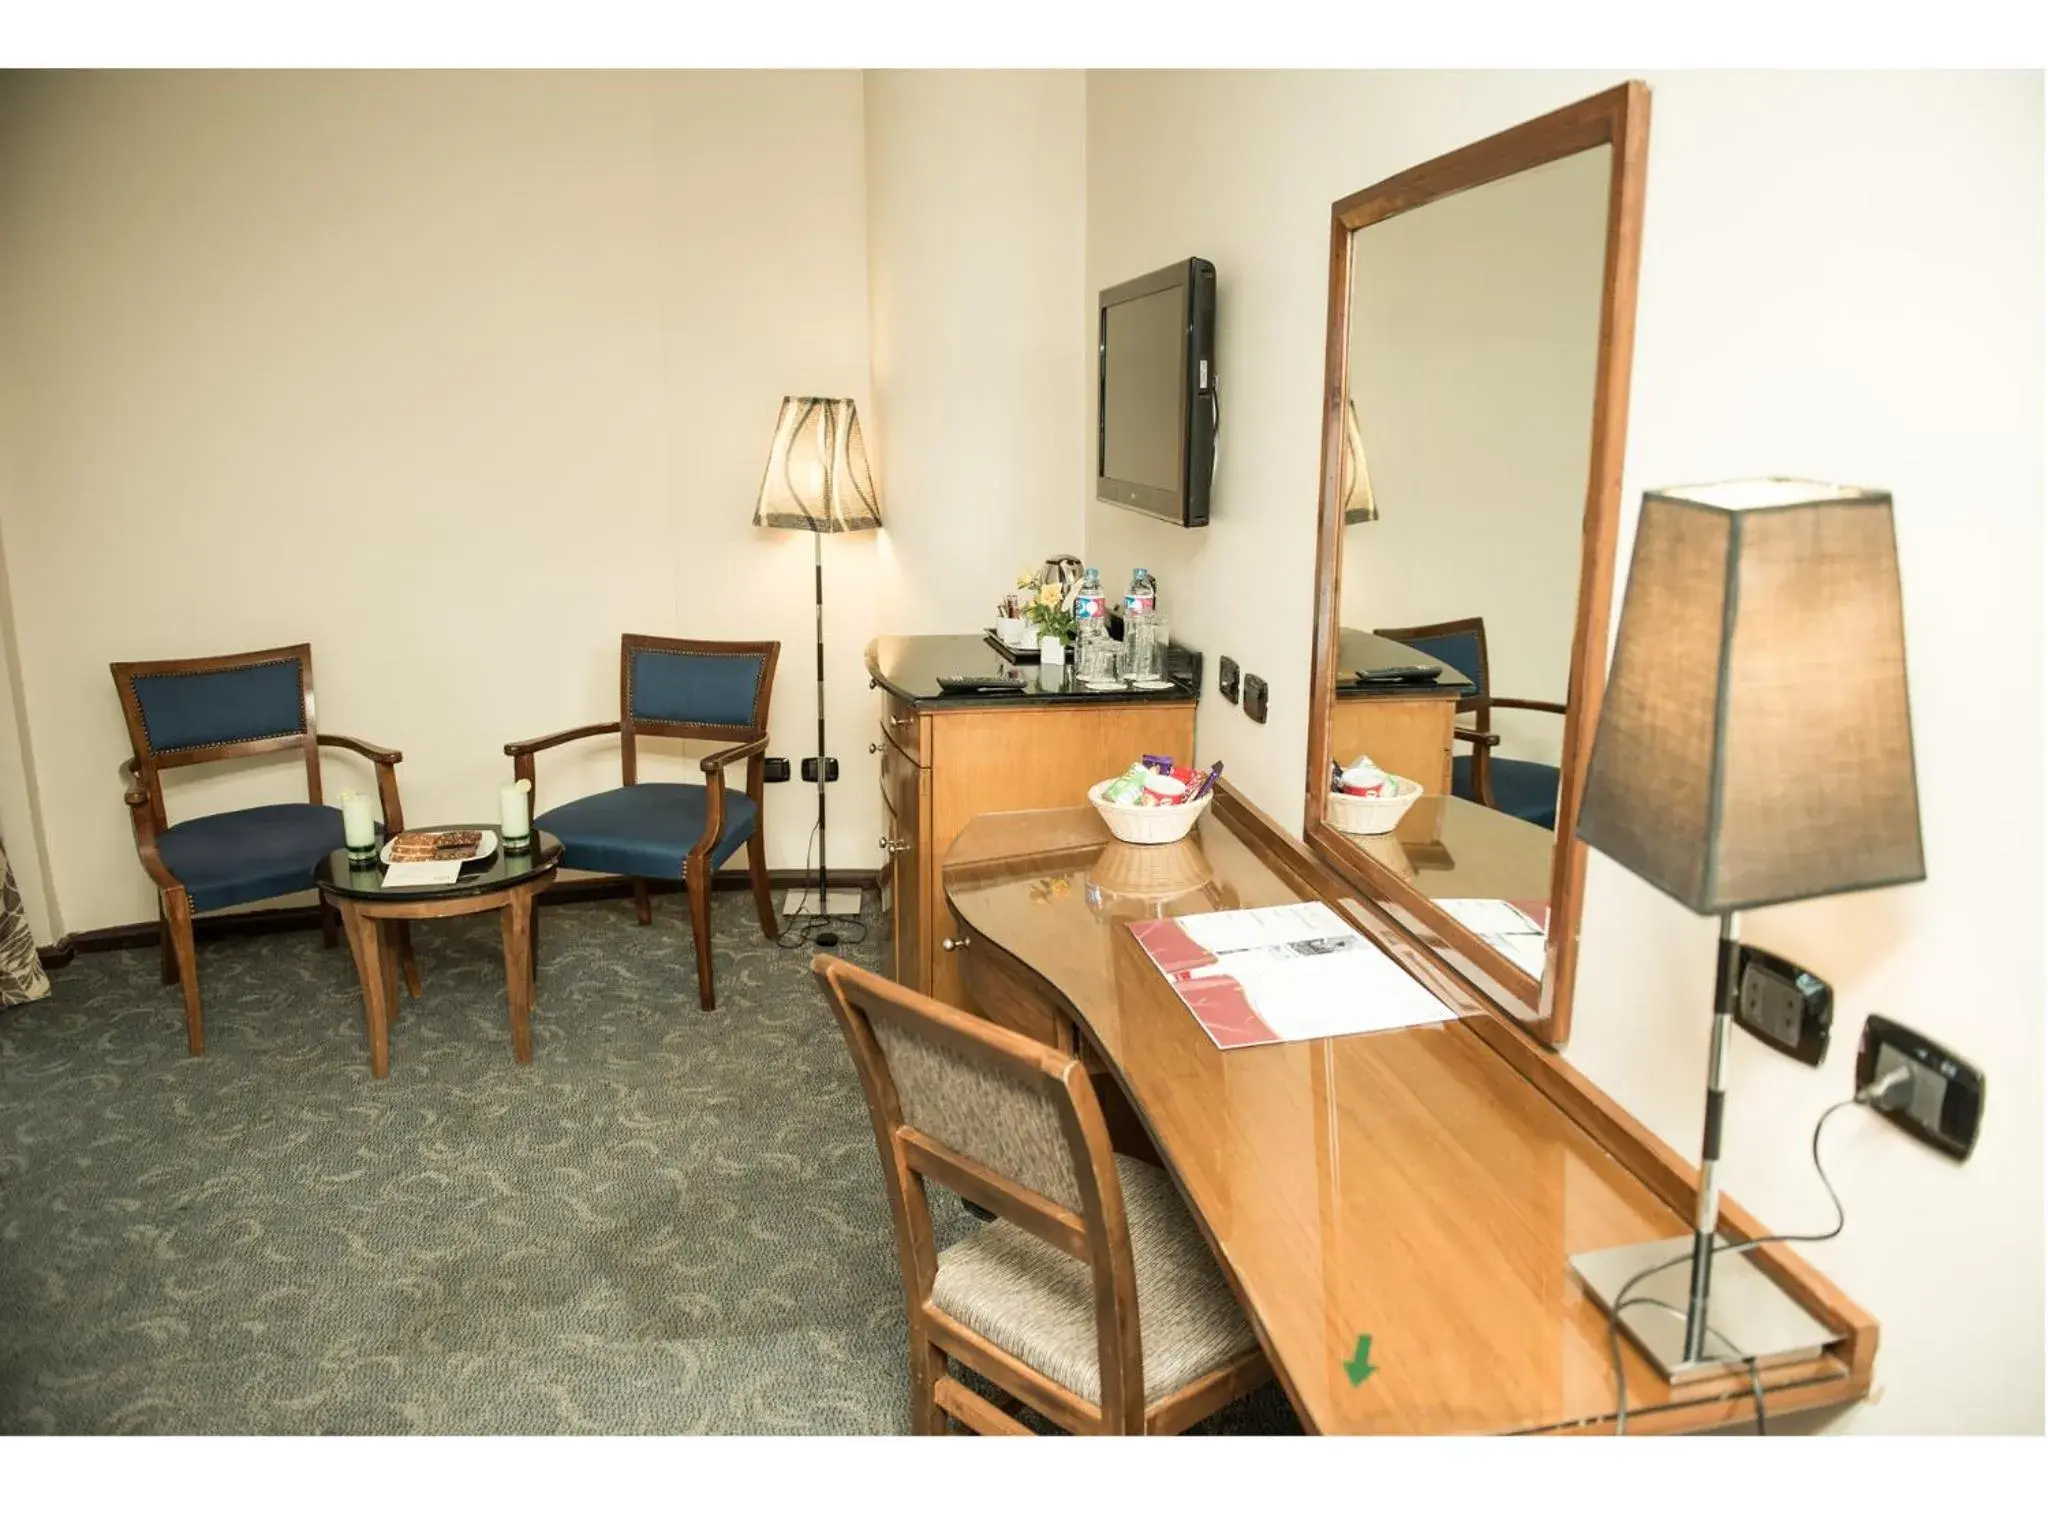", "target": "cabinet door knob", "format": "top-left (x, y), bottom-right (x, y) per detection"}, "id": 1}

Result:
top-left (941, 935), bottom-right (969, 952)
top-left (879, 836), bottom-right (911, 855)
top-left (869, 742), bottom-right (881, 754)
